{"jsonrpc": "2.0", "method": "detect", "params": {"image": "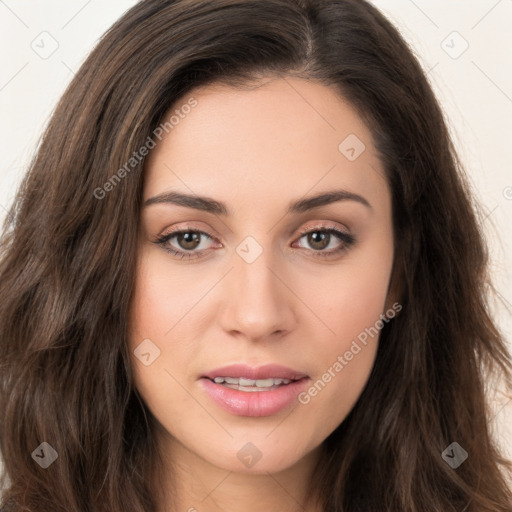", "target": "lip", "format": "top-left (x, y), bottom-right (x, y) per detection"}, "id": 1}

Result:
top-left (200, 364), bottom-right (310, 417)
top-left (201, 363), bottom-right (309, 381)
